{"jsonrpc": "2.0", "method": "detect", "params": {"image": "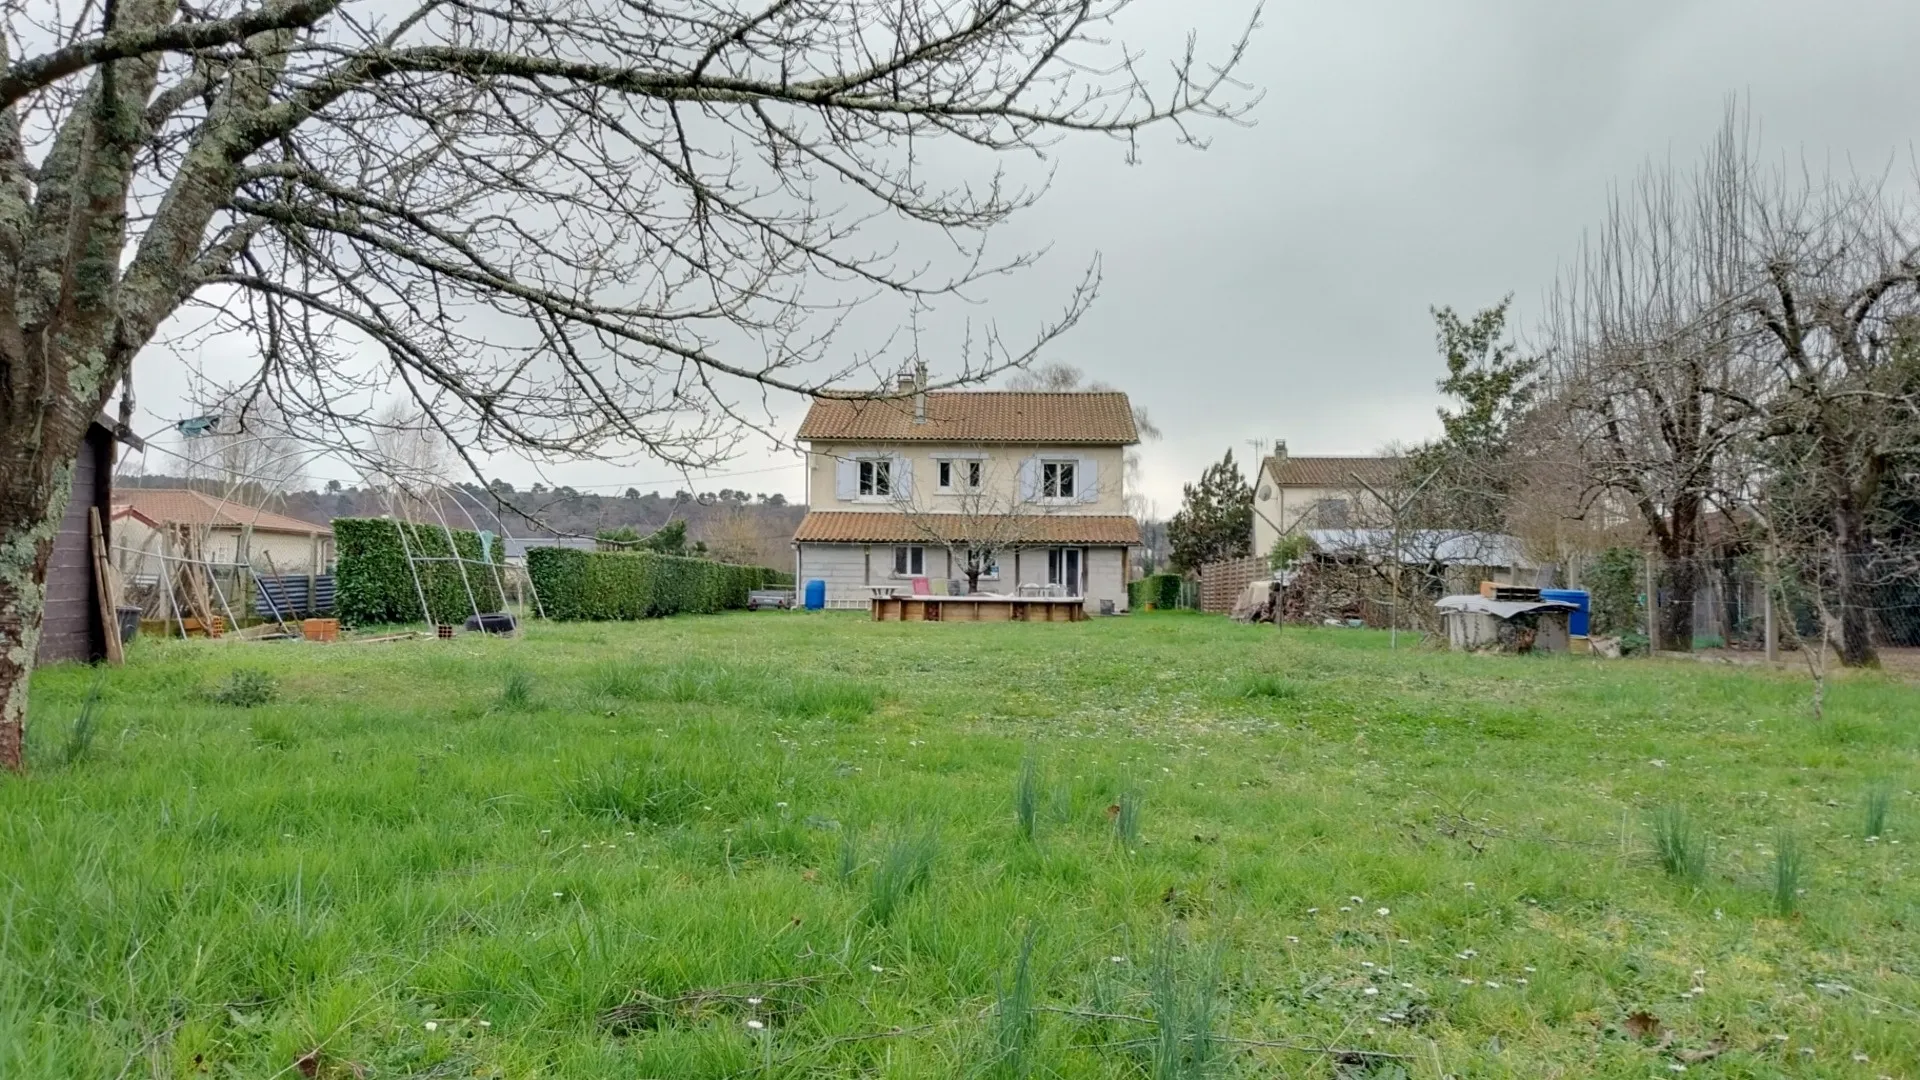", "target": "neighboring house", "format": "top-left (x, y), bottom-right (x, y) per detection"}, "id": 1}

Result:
top-left (113, 489), bottom-right (334, 582)
top-left (792, 378), bottom-right (1142, 612)
top-left (1251, 451), bottom-right (1399, 558)
top-left (39, 417), bottom-right (144, 665)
